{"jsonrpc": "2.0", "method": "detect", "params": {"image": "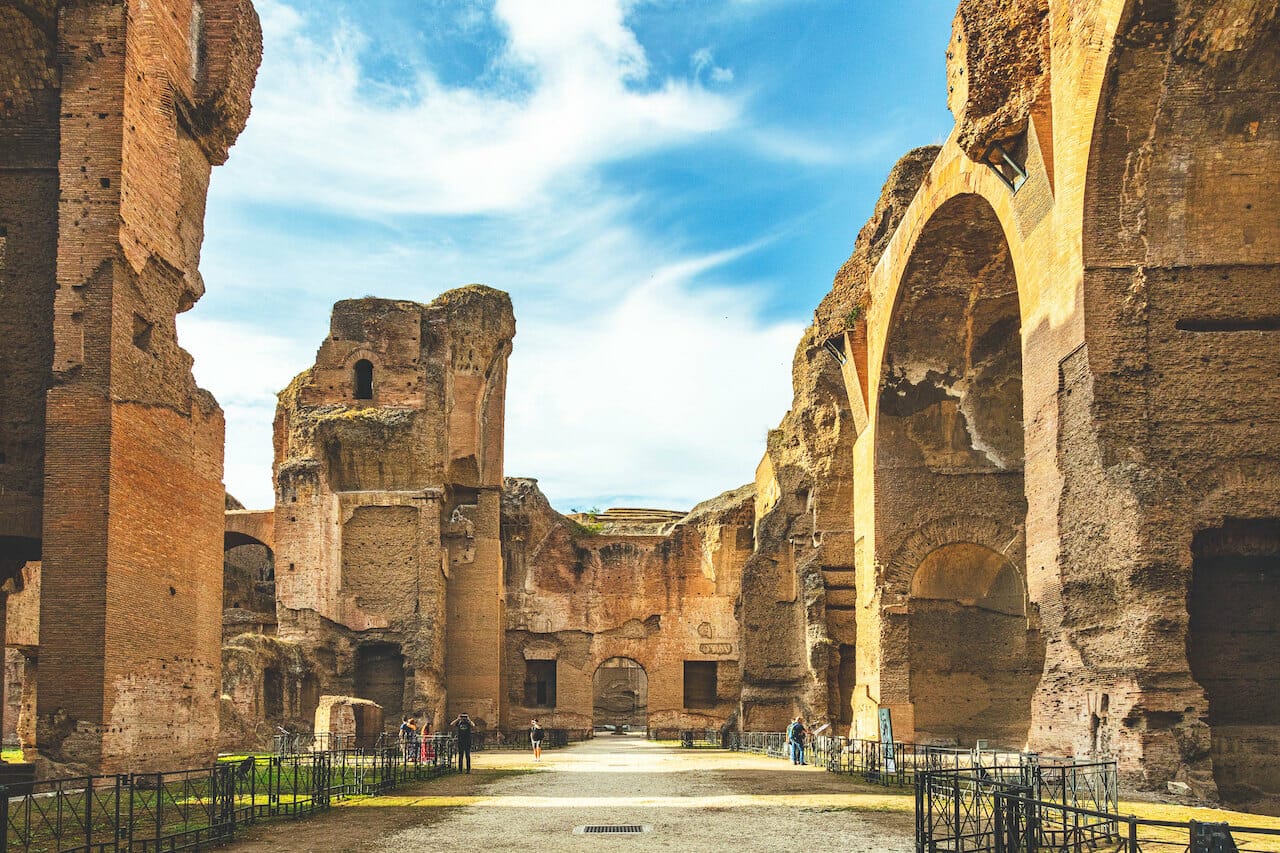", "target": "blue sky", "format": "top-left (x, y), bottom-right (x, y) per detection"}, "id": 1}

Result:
top-left (181, 0), bottom-right (956, 512)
